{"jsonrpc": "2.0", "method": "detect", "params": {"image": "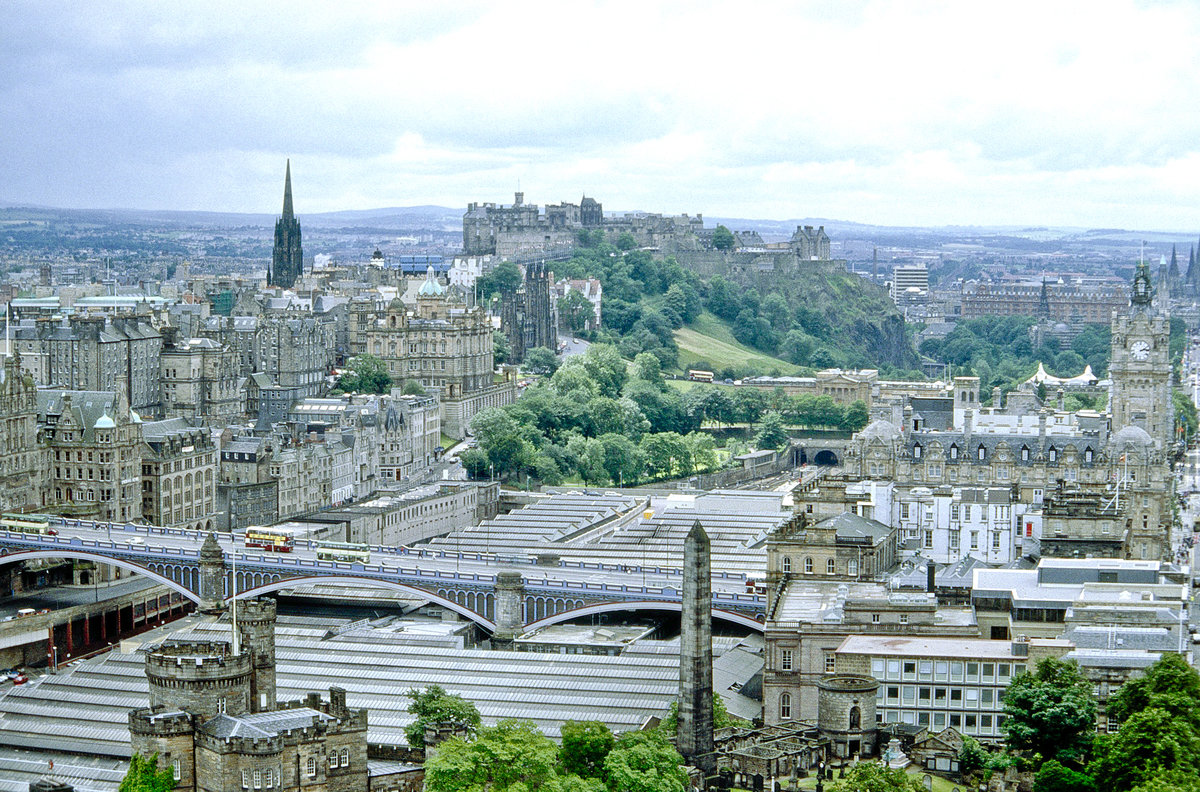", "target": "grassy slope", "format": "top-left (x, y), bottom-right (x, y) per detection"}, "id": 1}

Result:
top-left (673, 311), bottom-right (809, 376)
